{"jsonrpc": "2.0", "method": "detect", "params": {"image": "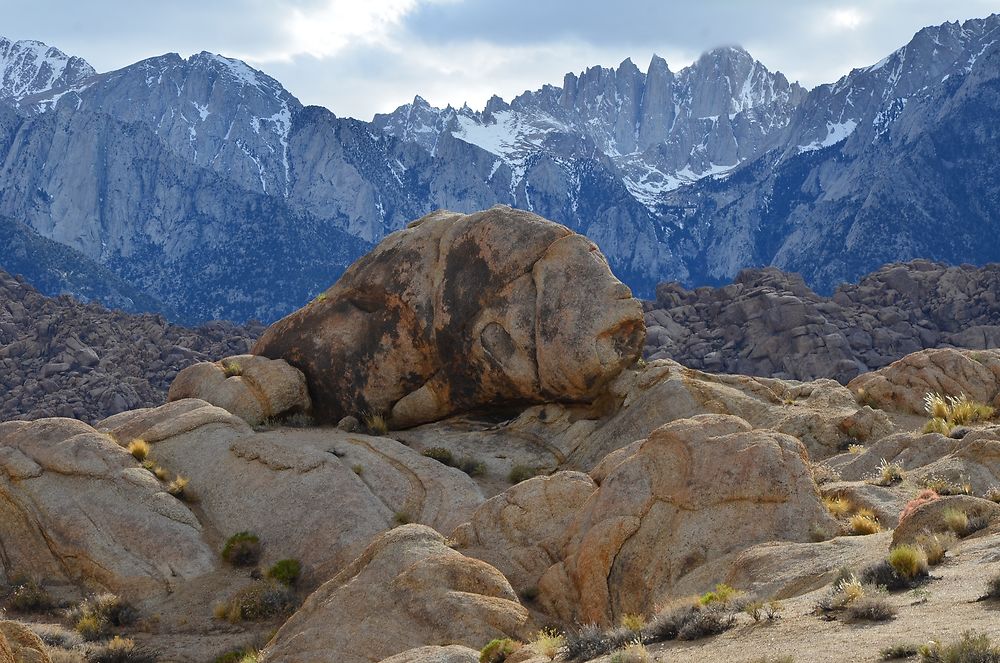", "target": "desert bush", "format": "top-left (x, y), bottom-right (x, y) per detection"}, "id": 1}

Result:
top-left (394, 511), bottom-right (412, 525)
top-left (985, 570), bottom-right (1000, 600)
top-left (919, 476), bottom-right (972, 497)
top-left (942, 508), bottom-right (970, 536)
top-left (508, 465), bottom-right (538, 484)
top-left (947, 394), bottom-right (995, 424)
top-left (222, 361), bottom-right (242, 377)
top-left (676, 605), bottom-right (734, 640)
top-left (698, 583), bottom-right (742, 606)
top-left (823, 495), bottom-right (851, 517)
top-left (985, 486), bottom-right (1000, 503)
top-left (352, 464), bottom-right (364, 475)
top-left (457, 457), bottom-right (487, 477)
top-left (915, 531), bottom-right (958, 565)
top-left (888, 545), bottom-right (929, 581)
top-left (126, 439), bottom-right (150, 462)
top-left (166, 475), bottom-right (190, 500)
top-left (153, 466), bottom-right (169, 482)
top-left (267, 559), bottom-right (301, 587)
top-left (881, 643), bottom-right (920, 660)
top-left (75, 613), bottom-right (106, 641)
top-left (422, 447), bottom-right (454, 466)
top-left (901, 489), bottom-right (940, 522)
top-left (361, 410), bottom-right (388, 435)
top-left (479, 637), bottom-right (519, 663)
top-left (619, 613), bottom-right (646, 632)
top-left (564, 624), bottom-right (613, 661)
top-left (923, 418), bottom-right (953, 435)
top-left (532, 628), bottom-right (564, 659)
top-left (216, 581), bottom-right (294, 622)
top-left (870, 459), bottom-right (905, 486)
top-left (30, 623), bottom-right (81, 649)
top-left (809, 461), bottom-right (841, 485)
top-left (214, 650), bottom-right (261, 663)
top-left (89, 636), bottom-right (158, 663)
top-left (609, 641), bottom-right (650, 663)
top-left (924, 393), bottom-right (950, 420)
top-left (848, 444), bottom-right (865, 454)
top-left (919, 631), bottom-right (1000, 662)
top-left (849, 510), bottom-right (882, 535)
top-left (860, 560), bottom-right (910, 591)
top-left (48, 651), bottom-right (87, 663)
top-left (5, 577), bottom-right (54, 613)
top-left (222, 532), bottom-right (261, 566)
top-left (845, 593), bottom-right (897, 622)
top-left (70, 593), bottom-right (138, 641)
